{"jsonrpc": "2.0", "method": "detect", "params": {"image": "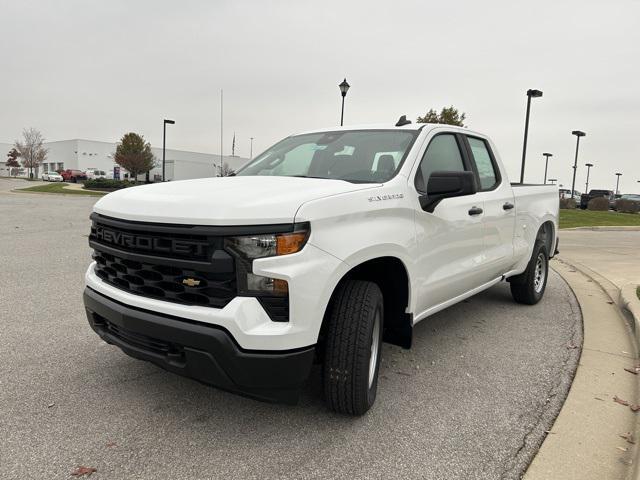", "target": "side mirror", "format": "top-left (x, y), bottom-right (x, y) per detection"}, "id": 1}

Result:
top-left (418, 170), bottom-right (477, 212)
